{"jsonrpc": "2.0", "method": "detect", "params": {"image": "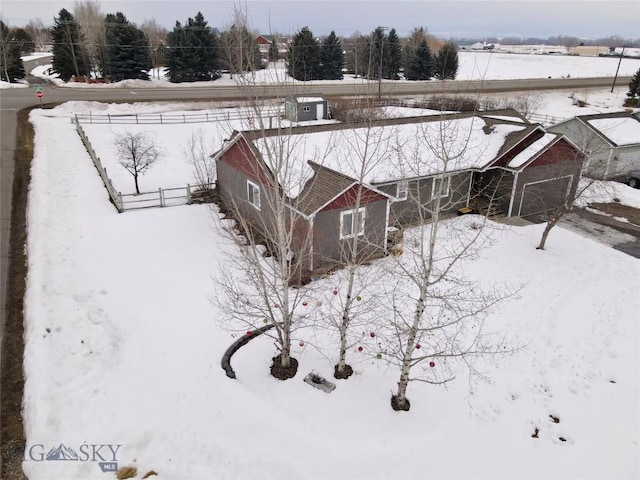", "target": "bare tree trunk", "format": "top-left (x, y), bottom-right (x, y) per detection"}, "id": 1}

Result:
top-left (134, 174), bottom-right (140, 194)
top-left (537, 219), bottom-right (557, 250)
